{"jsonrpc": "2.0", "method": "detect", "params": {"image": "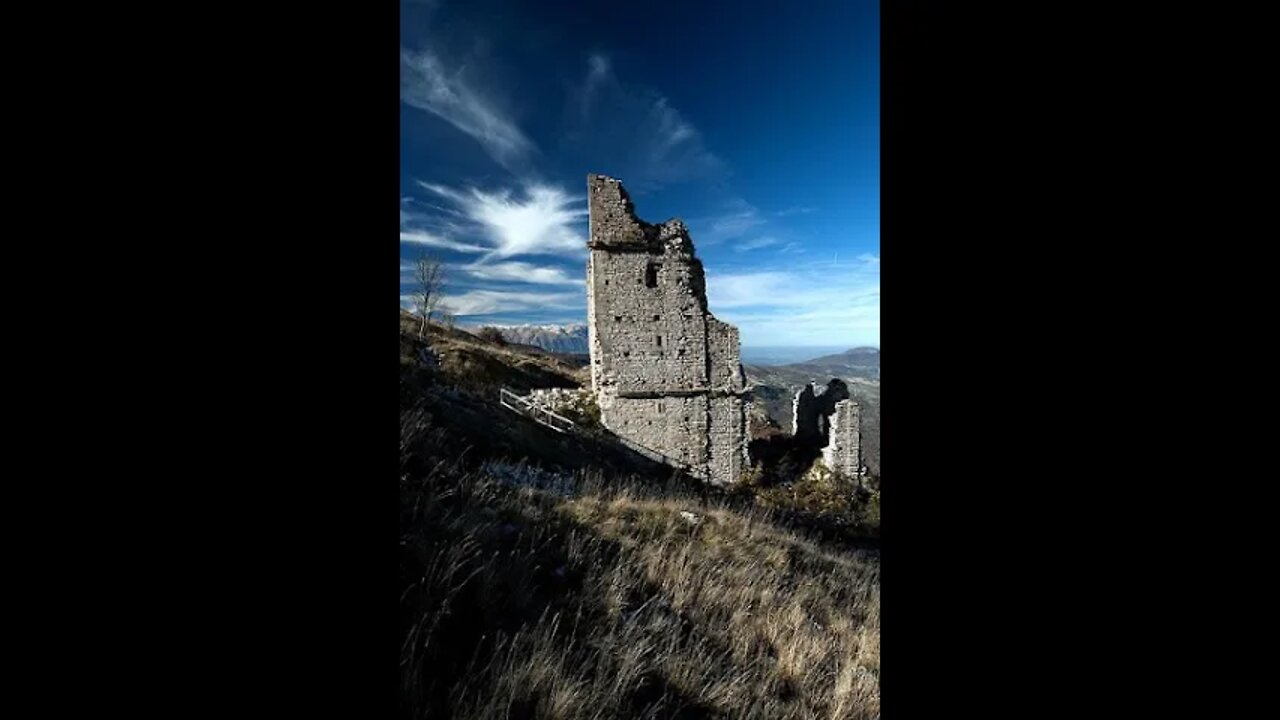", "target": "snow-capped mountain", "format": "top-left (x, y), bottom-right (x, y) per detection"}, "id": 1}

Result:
top-left (479, 323), bottom-right (589, 354)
